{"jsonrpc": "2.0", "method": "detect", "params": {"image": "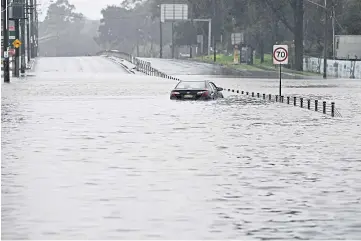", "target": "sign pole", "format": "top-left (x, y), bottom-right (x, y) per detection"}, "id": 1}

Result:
top-left (279, 64), bottom-right (282, 99)
top-left (14, 19), bottom-right (20, 77)
top-left (273, 44), bottom-right (289, 101)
